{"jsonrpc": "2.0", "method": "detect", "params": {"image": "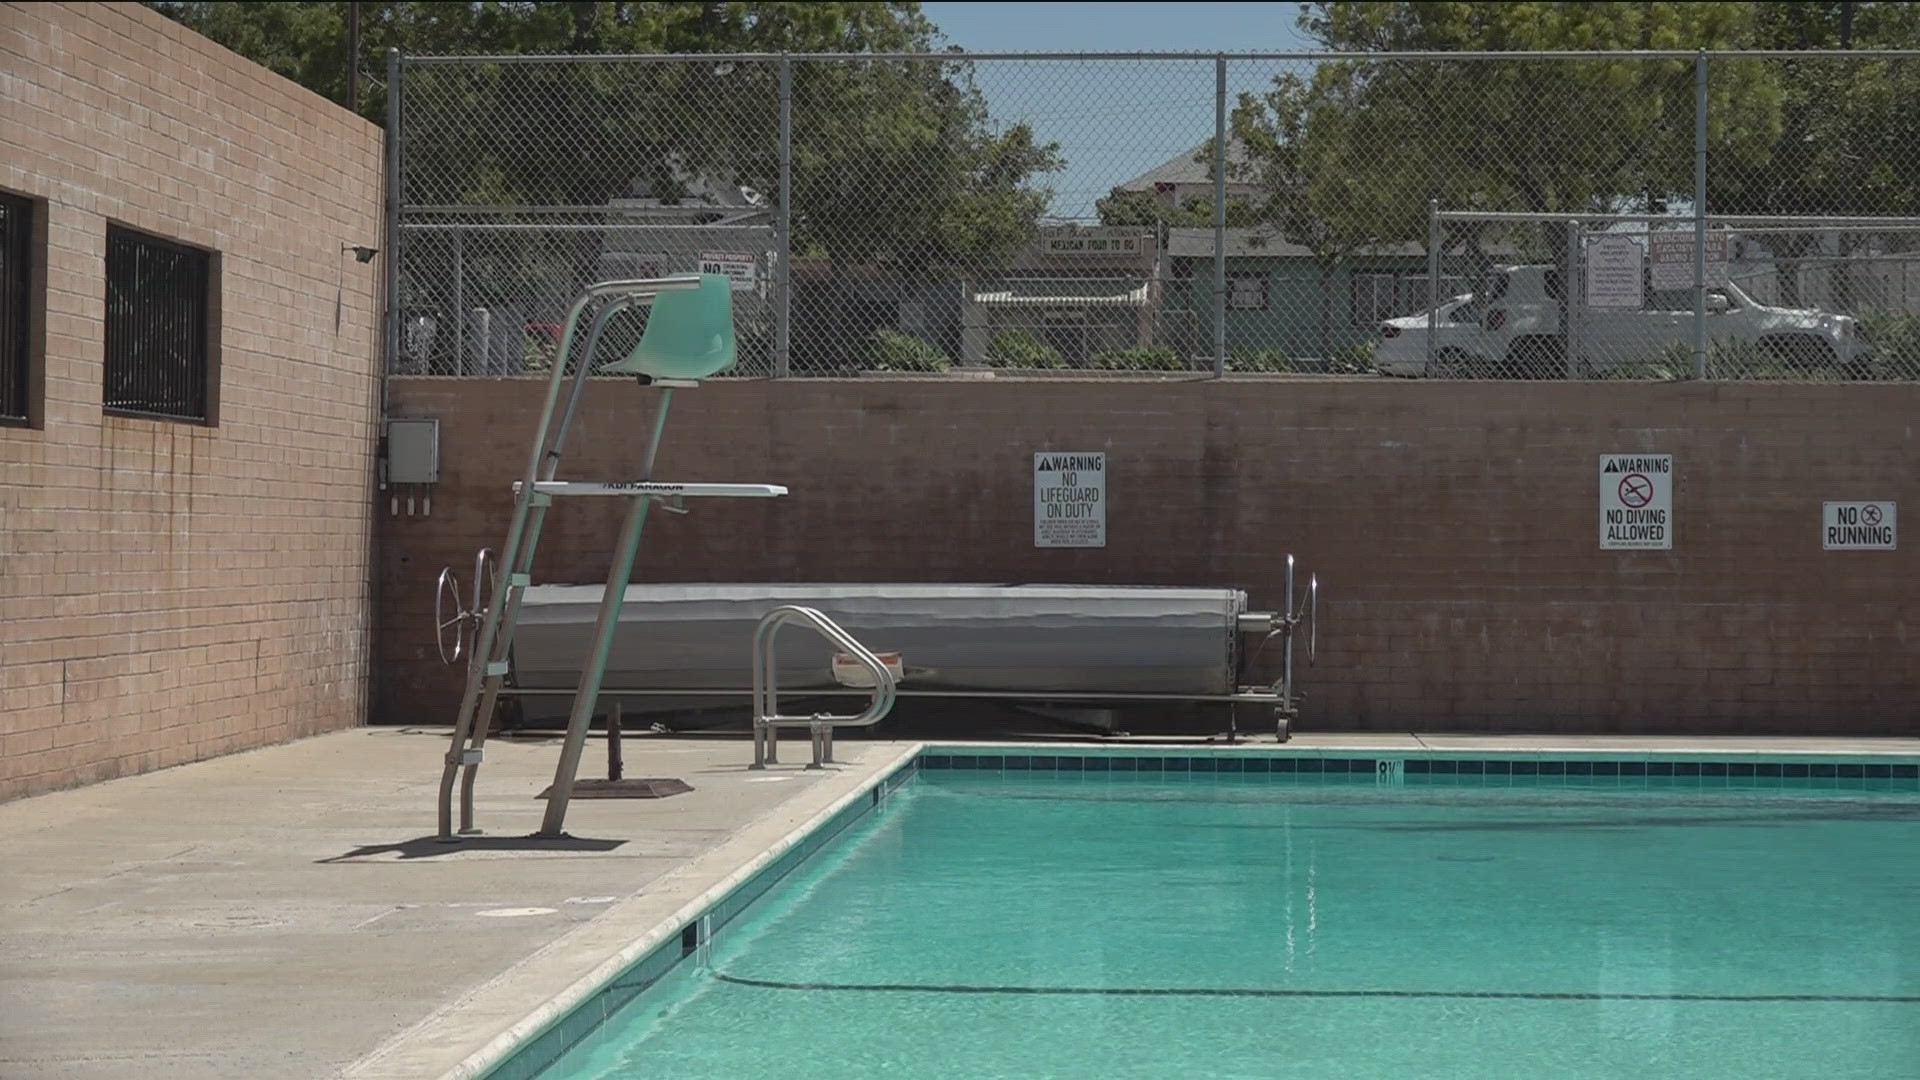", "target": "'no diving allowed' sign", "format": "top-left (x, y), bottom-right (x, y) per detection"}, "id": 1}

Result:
top-left (1600, 454), bottom-right (1672, 550)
